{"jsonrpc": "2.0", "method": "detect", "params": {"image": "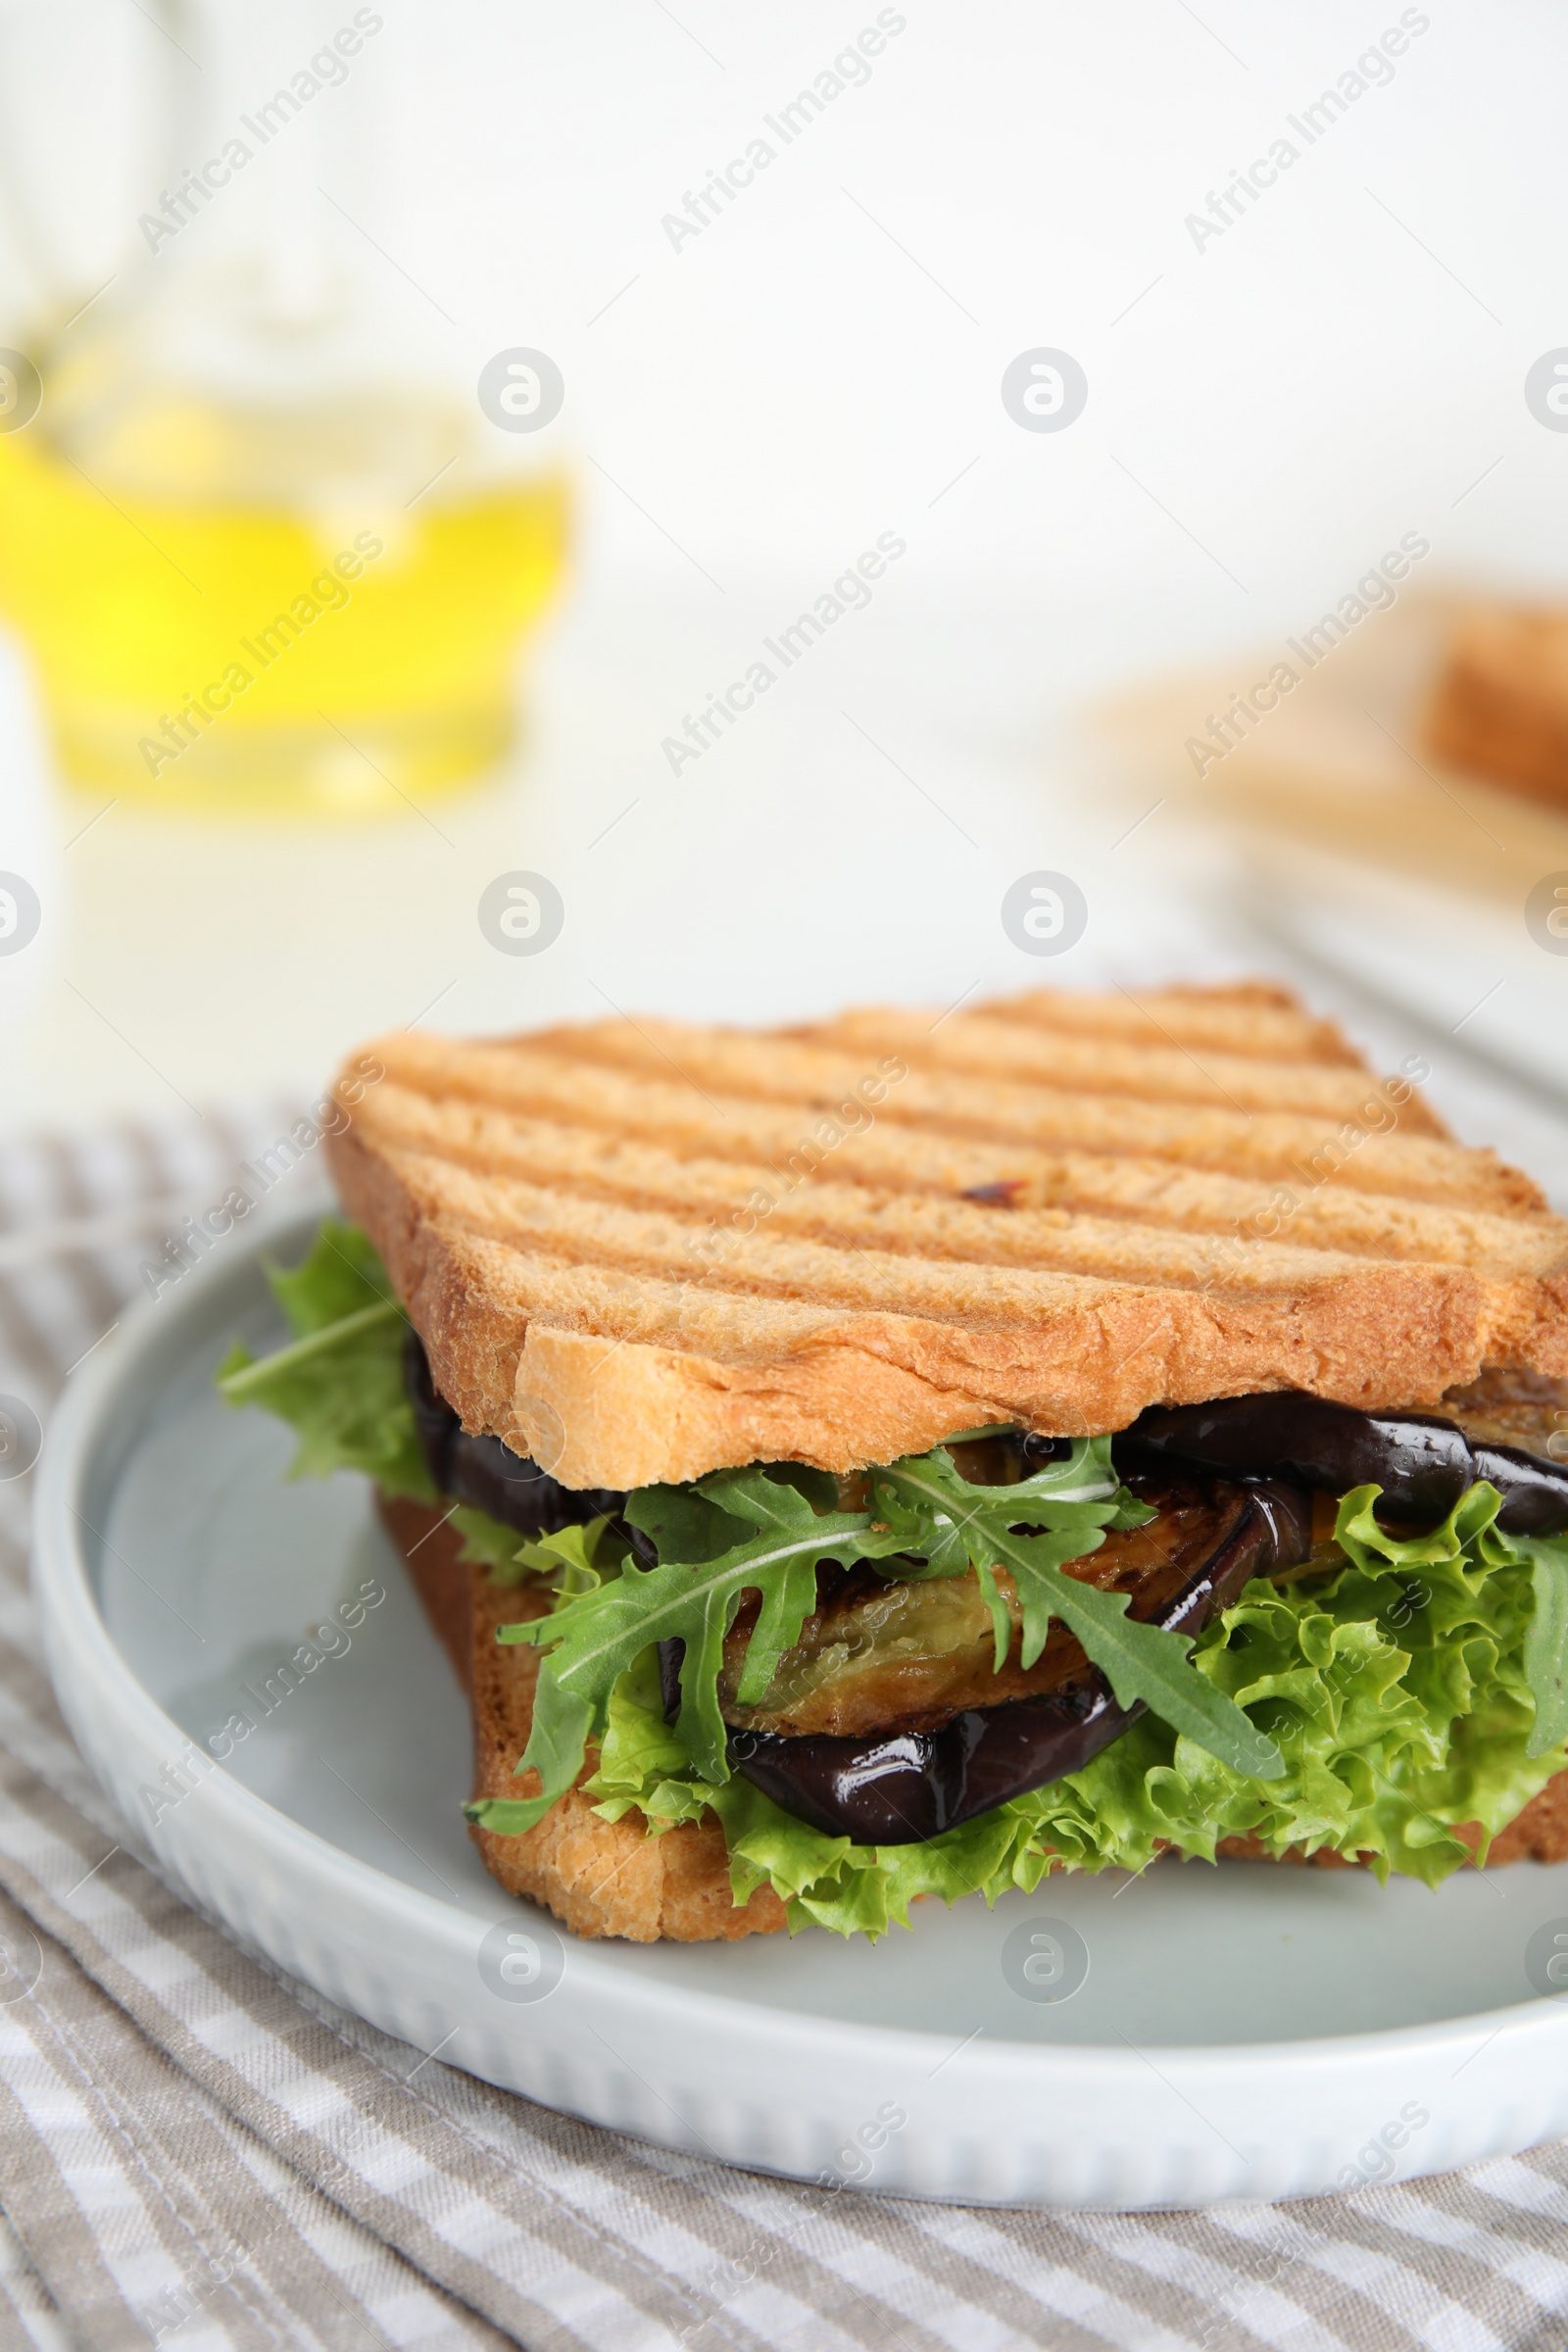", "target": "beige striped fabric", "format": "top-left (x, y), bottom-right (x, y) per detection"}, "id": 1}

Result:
top-left (2, 1110), bottom-right (1568, 2350)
